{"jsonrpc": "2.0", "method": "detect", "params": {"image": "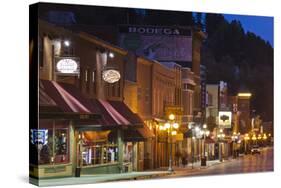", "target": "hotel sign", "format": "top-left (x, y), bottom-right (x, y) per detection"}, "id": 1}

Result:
top-left (218, 111), bottom-right (232, 128)
top-left (55, 57), bottom-right (80, 75)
